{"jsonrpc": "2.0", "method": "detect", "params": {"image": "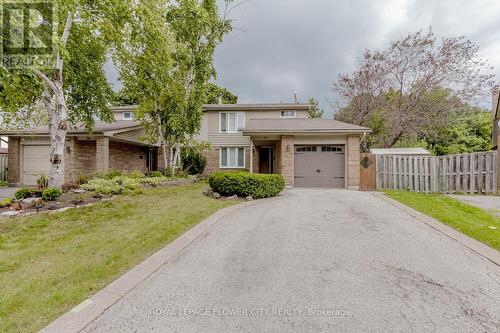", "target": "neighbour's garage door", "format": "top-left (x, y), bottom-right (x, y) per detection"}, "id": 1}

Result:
top-left (294, 145), bottom-right (345, 188)
top-left (23, 145), bottom-right (51, 185)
